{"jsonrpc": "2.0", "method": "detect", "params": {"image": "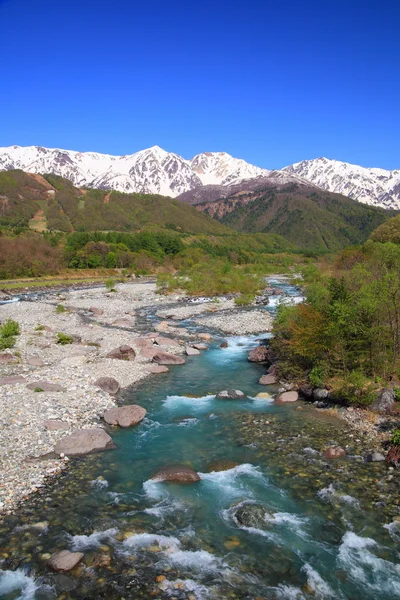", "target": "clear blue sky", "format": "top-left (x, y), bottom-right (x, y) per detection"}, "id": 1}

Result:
top-left (0, 0), bottom-right (399, 169)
